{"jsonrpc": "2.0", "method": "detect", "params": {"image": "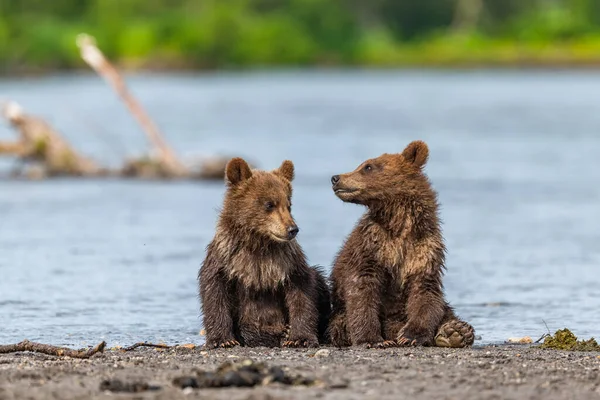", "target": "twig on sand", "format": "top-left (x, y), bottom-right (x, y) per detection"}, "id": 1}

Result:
top-left (534, 334), bottom-right (550, 344)
top-left (120, 342), bottom-right (172, 351)
top-left (534, 320), bottom-right (553, 344)
top-left (542, 319), bottom-right (551, 335)
top-left (0, 340), bottom-right (106, 358)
